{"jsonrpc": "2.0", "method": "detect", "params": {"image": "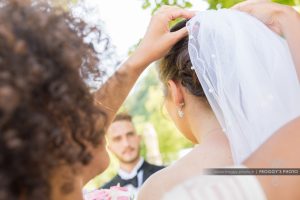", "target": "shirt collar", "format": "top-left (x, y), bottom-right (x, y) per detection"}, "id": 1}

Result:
top-left (118, 157), bottom-right (144, 179)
